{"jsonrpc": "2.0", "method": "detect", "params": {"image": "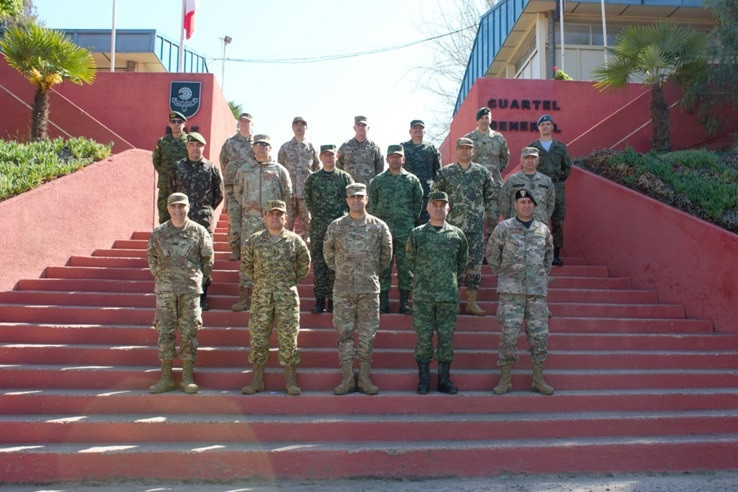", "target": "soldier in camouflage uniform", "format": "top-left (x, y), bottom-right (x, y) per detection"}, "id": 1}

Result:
top-left (241, 200), bottom-right (311, 396)
top-left (169, 132), bottom-right (224, 311)
top-left (368, 144), bottom-right (423, 315)
top-left (324, 183), bottom-right (392, 395)
top-left (277, 116), bottom-right (321, 244)
top-left (406, 191), bottom-right (468, 395)
top-left (219, 112), bottom-right (255, 260)
top-left (303, 144), bottom-right (354, 314)
top-left (529, 114), bottom-right (572, 266)
top-left (231, 134), bottom-right (293, 312)
top-left (499, 147), bottom-right (555, 223)
top-left (337, 115), bottom-right (384, 185)
top-left (402, 119), bottom-right (441, 226)
top-left (432, 137), bottom-right (500, 316)
top-left (152, 111), bottom-right (188, 223)
top-left (147, 193), bottom-right (214, 395)
top-left (486, 189), bottom-right (555, 396)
